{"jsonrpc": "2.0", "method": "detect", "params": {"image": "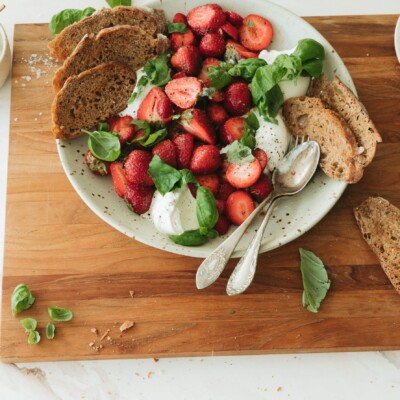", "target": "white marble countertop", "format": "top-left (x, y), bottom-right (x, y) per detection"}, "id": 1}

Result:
top-left (0, 1), bottom-right (399, 399)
